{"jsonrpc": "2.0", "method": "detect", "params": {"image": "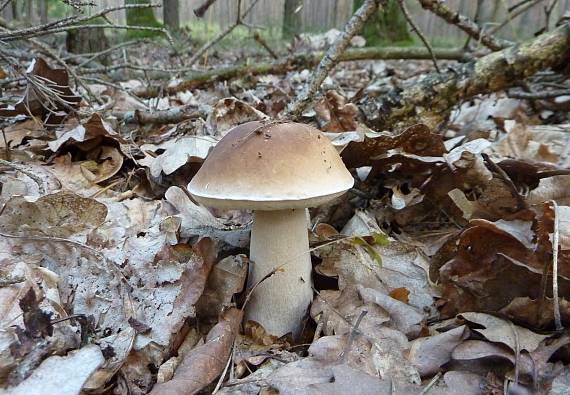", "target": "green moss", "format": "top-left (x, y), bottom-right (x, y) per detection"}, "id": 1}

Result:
top-left (354, 0), bottom-right (413, 47)
top-left (125, 0), bottom-right (163, 39)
